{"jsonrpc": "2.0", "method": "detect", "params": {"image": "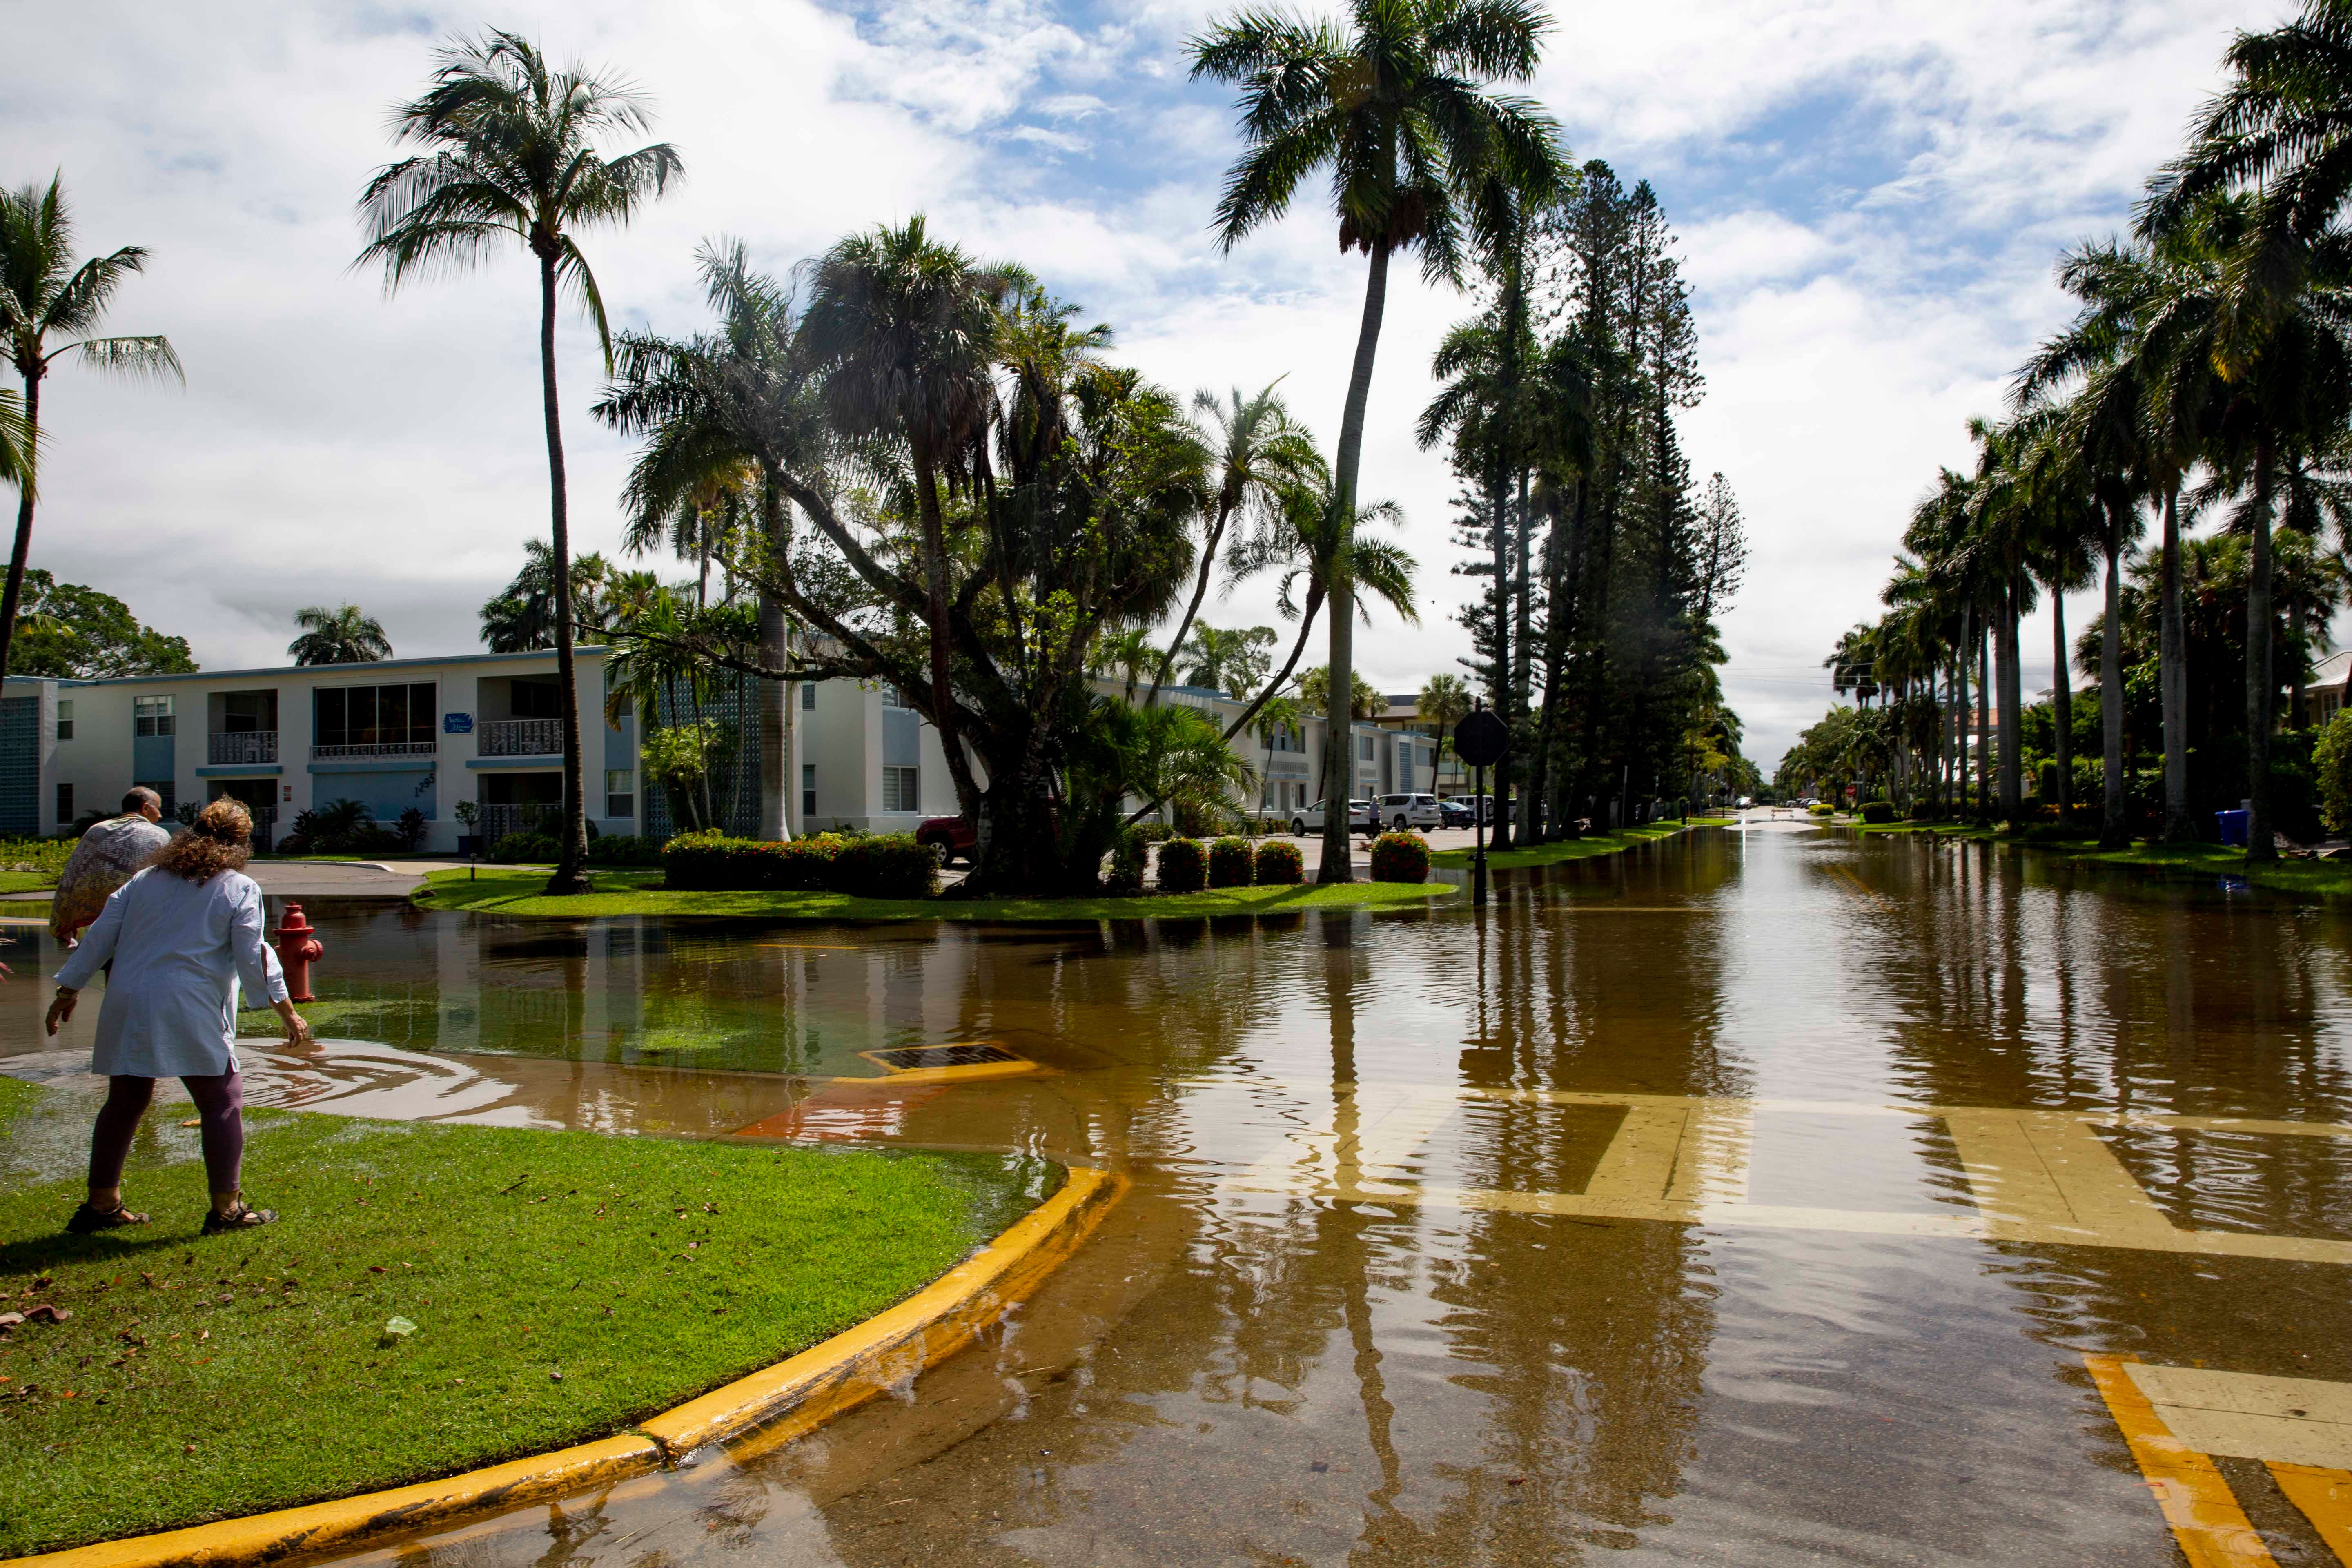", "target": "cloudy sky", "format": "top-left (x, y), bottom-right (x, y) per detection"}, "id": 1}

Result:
top-left (0, 0), bottom-right (2289, 769)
